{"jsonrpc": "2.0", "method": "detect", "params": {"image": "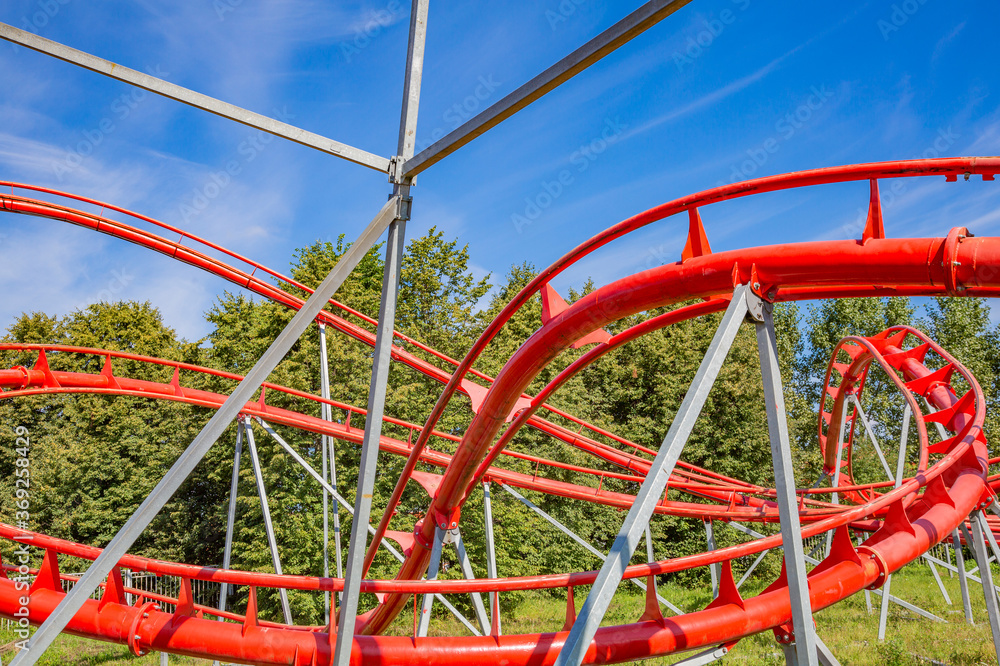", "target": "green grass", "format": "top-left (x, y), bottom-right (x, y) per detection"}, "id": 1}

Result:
top-left (1, 564), bottom-right (996, 665)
